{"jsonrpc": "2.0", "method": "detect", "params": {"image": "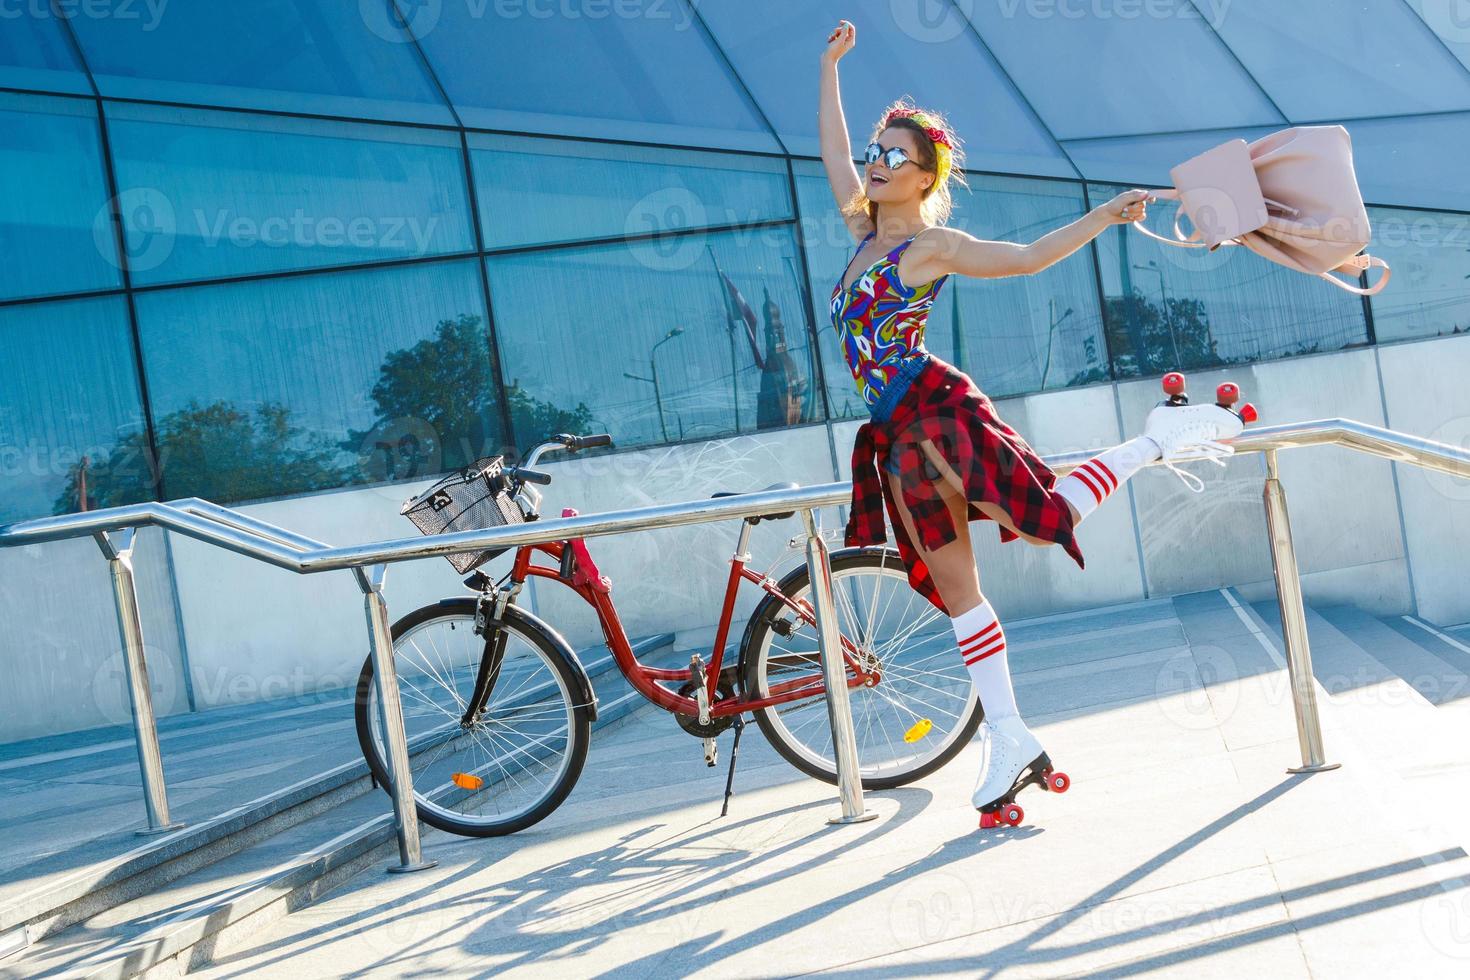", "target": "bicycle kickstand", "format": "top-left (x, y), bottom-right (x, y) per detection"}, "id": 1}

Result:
top-left (719, 715), bottom-right (746, 818)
